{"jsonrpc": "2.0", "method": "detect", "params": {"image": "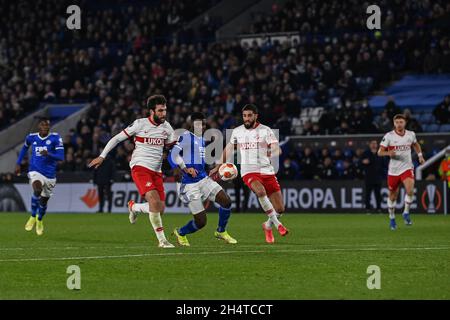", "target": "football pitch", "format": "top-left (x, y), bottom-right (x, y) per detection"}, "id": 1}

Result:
top-left (0, 212), bottom-right (449, 300)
